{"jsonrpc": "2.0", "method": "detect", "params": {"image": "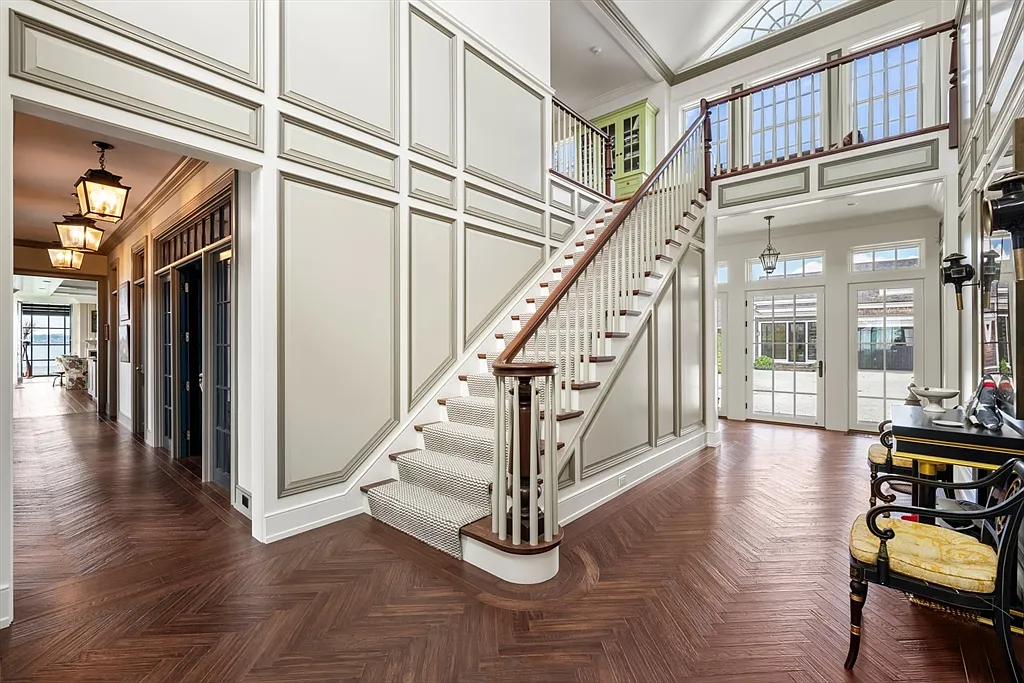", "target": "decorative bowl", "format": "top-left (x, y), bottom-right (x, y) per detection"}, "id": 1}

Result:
top-left (911, 387), bottom-right (960, 413)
